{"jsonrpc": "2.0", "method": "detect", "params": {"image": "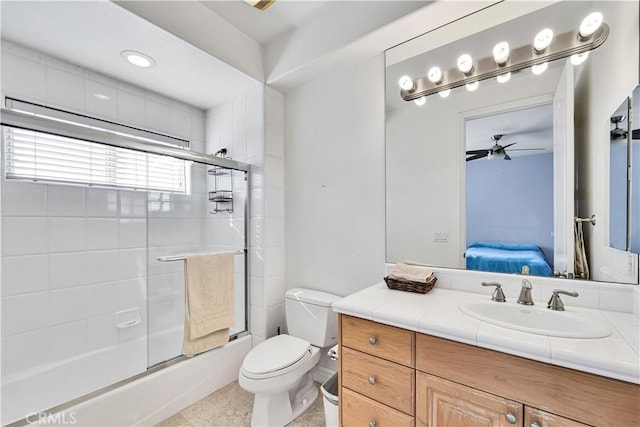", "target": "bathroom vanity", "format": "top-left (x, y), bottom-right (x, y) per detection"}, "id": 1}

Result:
top-left (333, 284), bottom-right (640, 427)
